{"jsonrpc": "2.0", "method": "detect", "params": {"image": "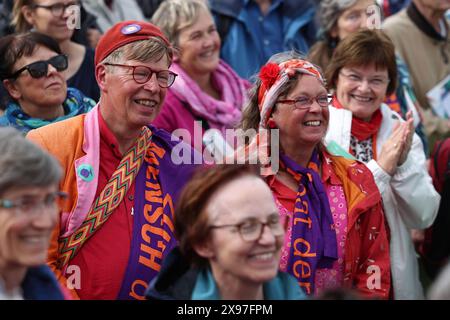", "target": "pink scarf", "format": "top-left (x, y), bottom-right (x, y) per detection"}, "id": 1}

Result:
top-left (169, 60), bottom-right (248, 134)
